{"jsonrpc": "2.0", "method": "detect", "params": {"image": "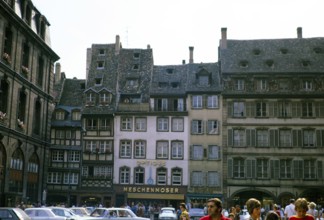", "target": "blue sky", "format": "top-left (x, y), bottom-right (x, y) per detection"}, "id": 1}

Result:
top-left (32, 0), bottom-right (324, 79)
